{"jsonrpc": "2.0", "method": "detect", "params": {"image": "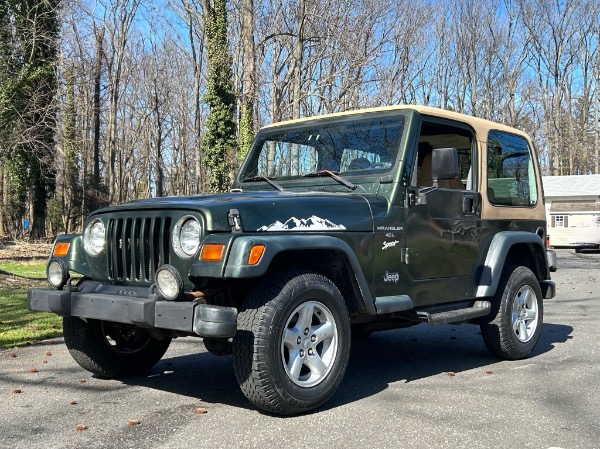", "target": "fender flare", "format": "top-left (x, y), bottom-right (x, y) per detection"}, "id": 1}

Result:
top-left (475, 231), bottom-right (547, 298)
top-left (51, 234), bottom-right (91, 278)
top-left (223, 234), bottom-right (377, 314)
